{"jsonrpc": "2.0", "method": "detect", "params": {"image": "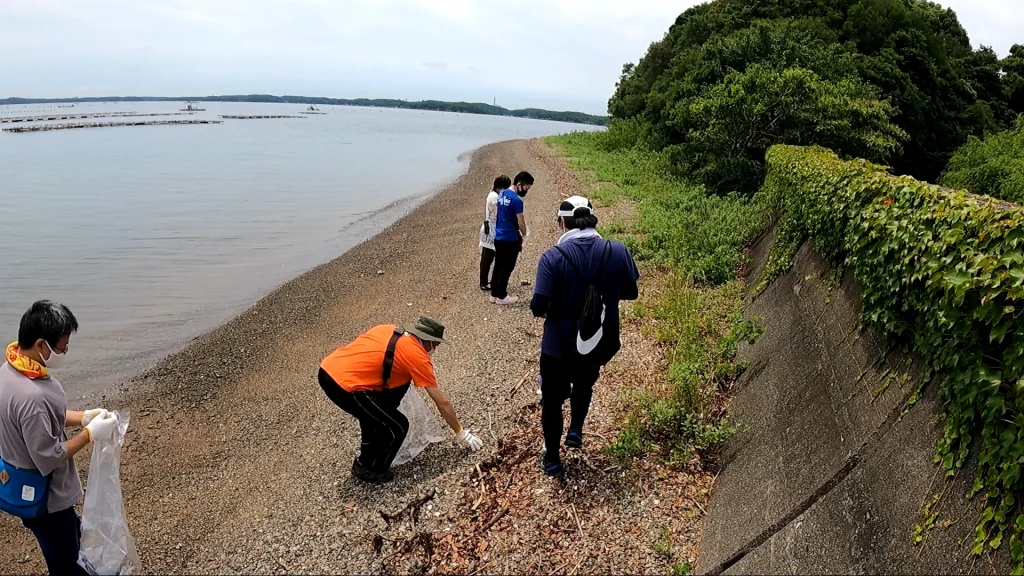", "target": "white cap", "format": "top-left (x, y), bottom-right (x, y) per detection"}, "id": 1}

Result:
top-left (557, 195), bottom-right (594, 218)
